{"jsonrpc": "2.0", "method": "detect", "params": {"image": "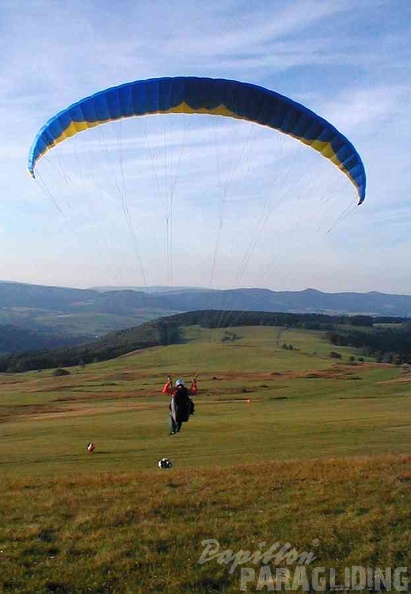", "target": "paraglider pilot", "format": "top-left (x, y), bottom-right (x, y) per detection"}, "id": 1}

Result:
top-left (162, 375), bottom-right (197, 435)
